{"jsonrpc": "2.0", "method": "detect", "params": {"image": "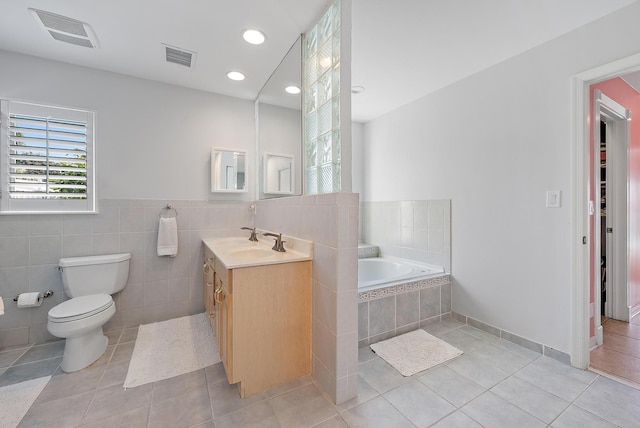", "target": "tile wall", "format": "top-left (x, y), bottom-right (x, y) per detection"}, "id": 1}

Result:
top-left (358, 275), bottom-right (452, 347)
top-left (360, 200), bottom-right (451, 272)
top-left (255, 192), bottom-right (359, 404)
top-left (0, 199), bottom-right (253, 348)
